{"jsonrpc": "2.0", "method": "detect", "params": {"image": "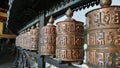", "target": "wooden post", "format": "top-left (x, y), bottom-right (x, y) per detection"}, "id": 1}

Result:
top-left (38, 12), bottom-right (46, 68)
